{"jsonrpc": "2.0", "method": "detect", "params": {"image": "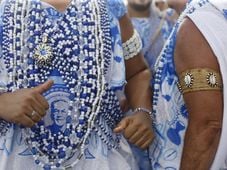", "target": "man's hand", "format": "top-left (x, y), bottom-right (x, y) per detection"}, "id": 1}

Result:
top-left (114, 112), bottom-right (154, 149)
top-left (0, 80), bottom-right (53, 127)
top-left (118, 14), bottom-right (153, 150)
